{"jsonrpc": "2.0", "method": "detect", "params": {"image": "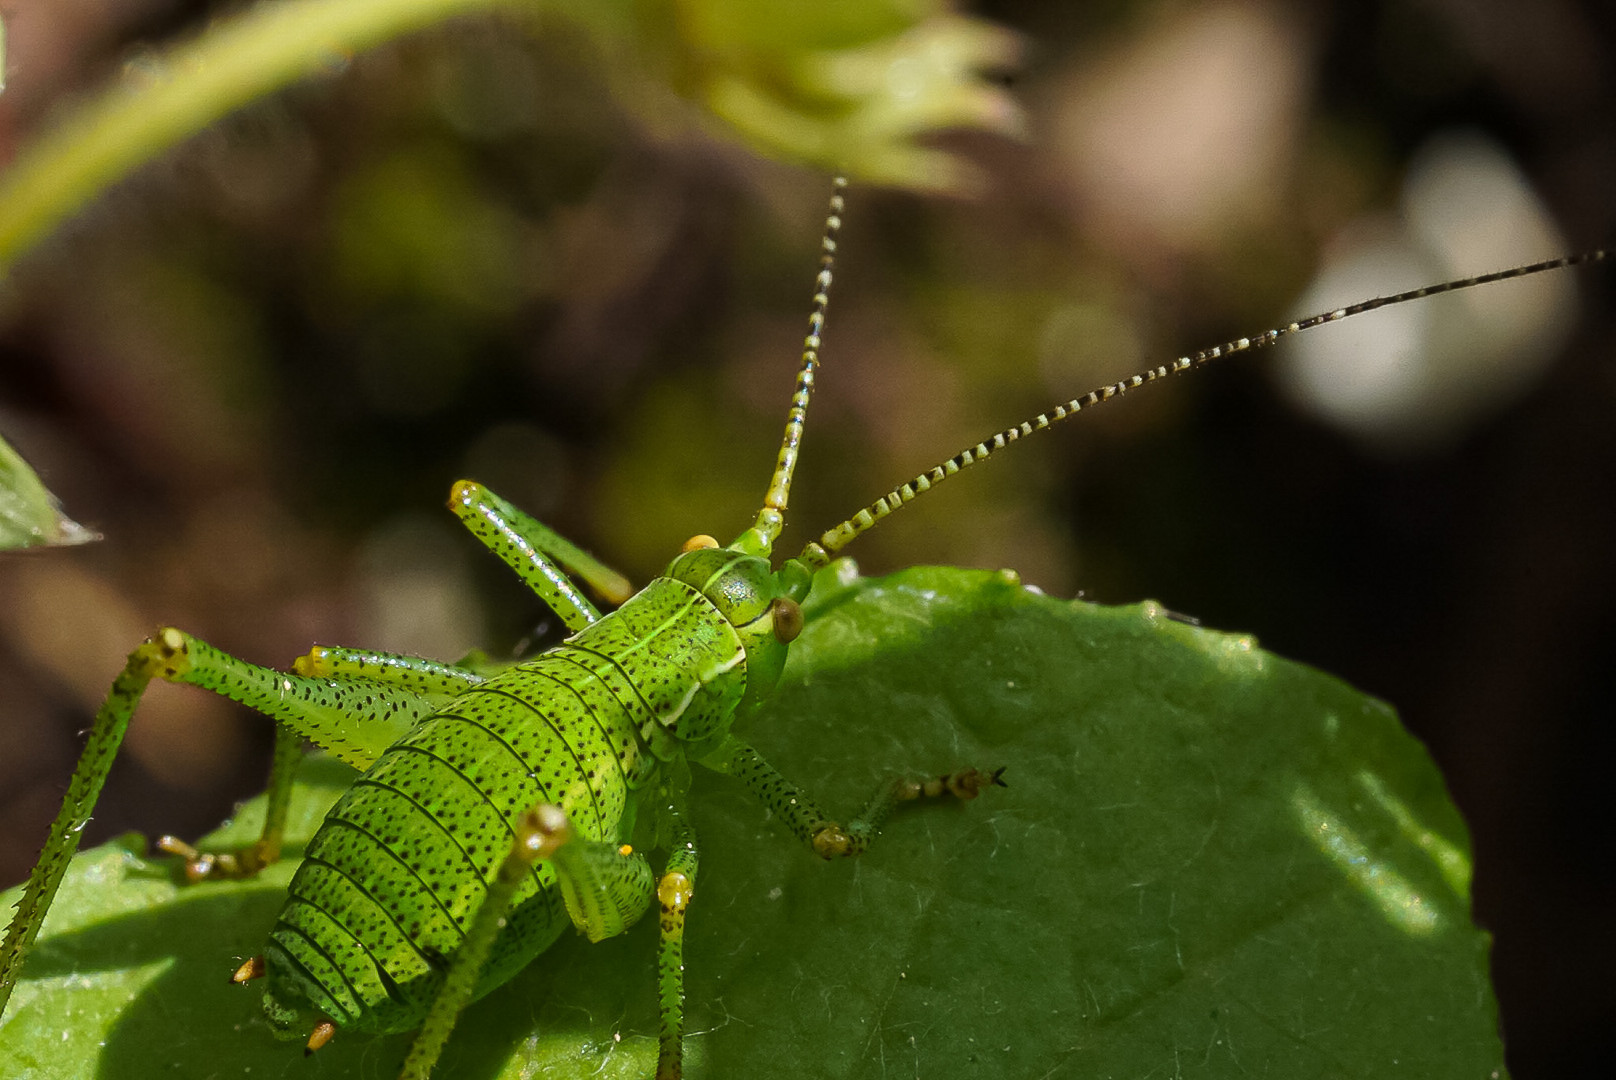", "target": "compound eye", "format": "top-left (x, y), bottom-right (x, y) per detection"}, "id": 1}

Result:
top-left (681, 534), bottom-right (719, 553)
top-left (770, 597), bottom-right (803, 643)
